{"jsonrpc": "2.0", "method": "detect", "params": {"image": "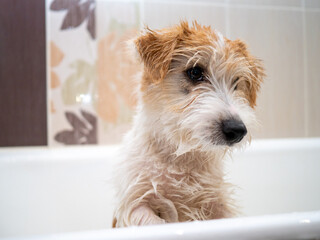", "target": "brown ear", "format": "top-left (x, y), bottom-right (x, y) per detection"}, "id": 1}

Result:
top-left (135, 28), bottom-right (178, 83)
